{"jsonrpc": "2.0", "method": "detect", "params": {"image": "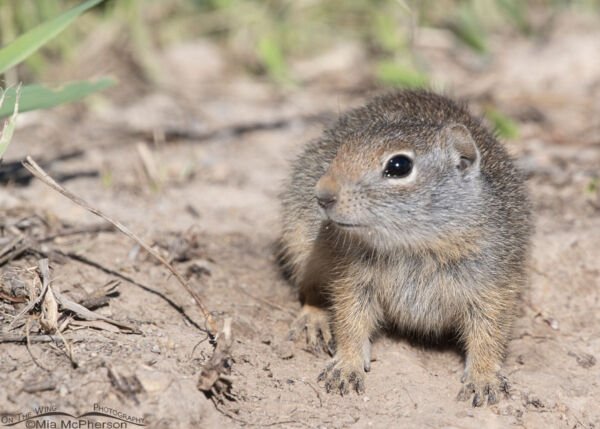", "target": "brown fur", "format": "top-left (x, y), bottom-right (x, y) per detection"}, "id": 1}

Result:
top-left (279, 90), bottom-right (532, 406)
